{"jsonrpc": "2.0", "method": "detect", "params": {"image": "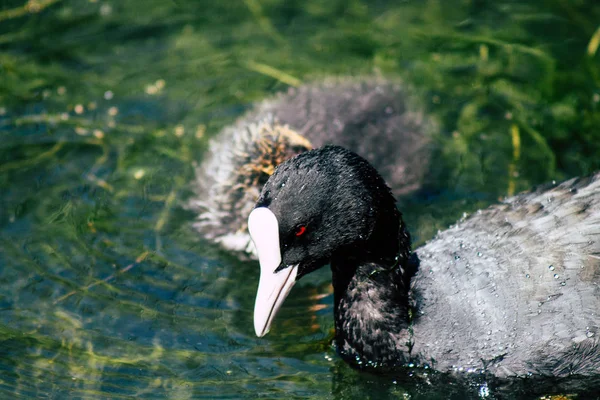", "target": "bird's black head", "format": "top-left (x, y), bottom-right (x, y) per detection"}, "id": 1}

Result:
top-left (249, 145), bottom-right (410, 337)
